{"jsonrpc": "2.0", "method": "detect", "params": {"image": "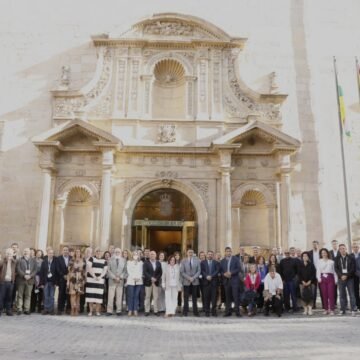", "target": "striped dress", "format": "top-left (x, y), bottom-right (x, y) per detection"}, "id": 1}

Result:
top-left (85, 257), bottom-right (108, 304)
